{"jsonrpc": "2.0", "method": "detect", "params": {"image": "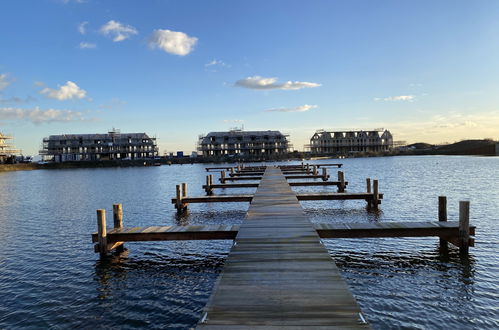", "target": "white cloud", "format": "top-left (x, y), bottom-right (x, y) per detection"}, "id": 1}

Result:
top-left (265, 104), bottom-right (318, 113)
top-left (223, 119), bottom-right (244, 123)
top-left (0, 74), bottom-right (11, 91)
top-left (79, 42), bottom-right (96, 49)
top-left (99, 20), bottom-right (138, 42)
top-left (78, 21), bottom-right (88, 34)
top-left (0, 106), bottom-right (84, 124)
top-left (148, 29), bottom-right (198, 55)
top-left (374, 95), bottom-right (416, 102)
top-left (40, 81), bottom-right (87, 100)
top-left (235, 76), bottom-right (321, 90)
